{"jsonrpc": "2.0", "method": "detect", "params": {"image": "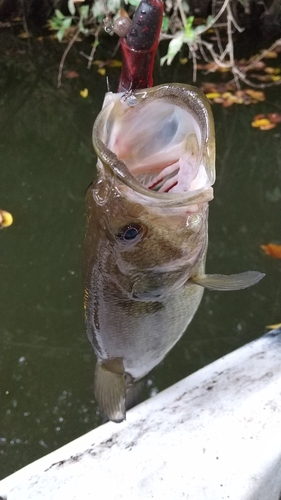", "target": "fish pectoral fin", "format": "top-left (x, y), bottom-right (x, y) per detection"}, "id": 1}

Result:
top-left (192, 271), bottom-right (265, 291)
top-left (94, 360), bottom-right (126, 423)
